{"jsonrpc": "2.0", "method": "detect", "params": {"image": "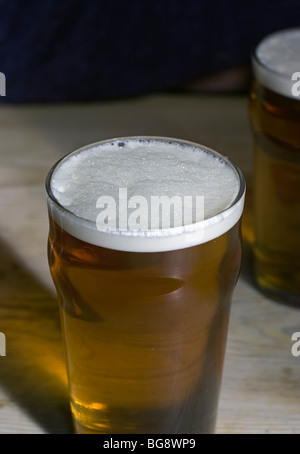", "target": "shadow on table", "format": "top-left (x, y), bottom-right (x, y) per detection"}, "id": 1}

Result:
top-left (0, 238), bottom-right (73, 434)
